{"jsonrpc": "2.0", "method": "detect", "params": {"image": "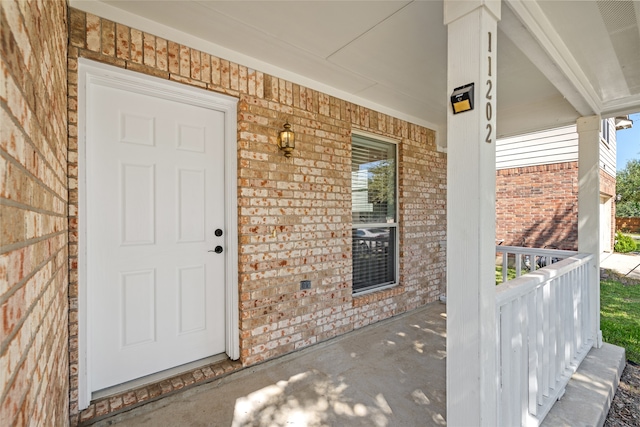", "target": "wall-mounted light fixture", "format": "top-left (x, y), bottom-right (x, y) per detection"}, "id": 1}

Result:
top-left (278, 121), bottom-right (295, 157)
top-left (450, 83), bottom-right (474, 114)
